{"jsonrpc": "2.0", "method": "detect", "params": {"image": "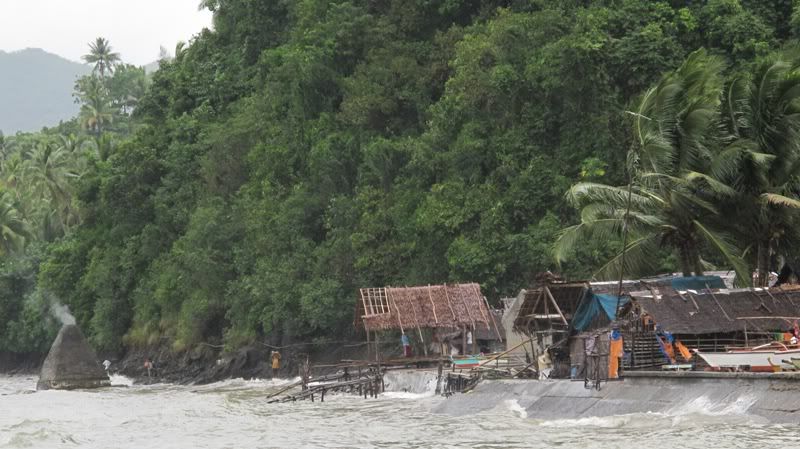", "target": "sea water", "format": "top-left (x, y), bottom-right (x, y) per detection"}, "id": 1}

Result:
top-left (1, 374), bottom-right (798, 448)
